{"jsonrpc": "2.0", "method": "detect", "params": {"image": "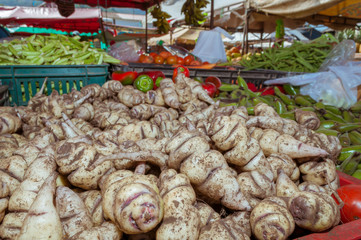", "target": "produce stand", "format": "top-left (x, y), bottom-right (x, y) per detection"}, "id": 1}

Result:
top-left (0, 64), bottom-right (108, 106)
